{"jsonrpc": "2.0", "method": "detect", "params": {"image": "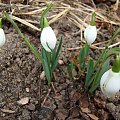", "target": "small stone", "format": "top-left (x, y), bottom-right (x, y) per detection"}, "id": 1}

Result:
top-left (27, 104), bottom-right (35, 111)
top-left (58, 60), bottom-right (64, 65)
top-left (40, 71), bottom-right (45, 79)
top-left (26, 88), bottom-right (29, 92)
top-left (17, 78), bottom-right (21, 82)
top-left (17, 97), bottom-right (29, 105)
